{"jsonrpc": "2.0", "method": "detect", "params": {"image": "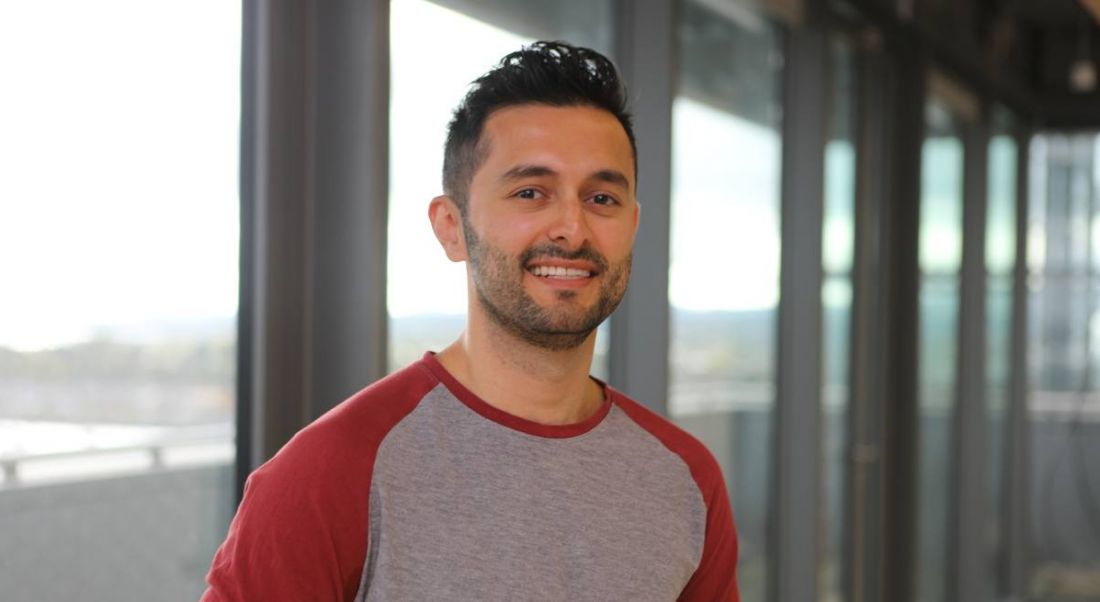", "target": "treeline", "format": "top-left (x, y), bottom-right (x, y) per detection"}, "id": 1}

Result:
top-left (0, 337), bottom-right (234, 384)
